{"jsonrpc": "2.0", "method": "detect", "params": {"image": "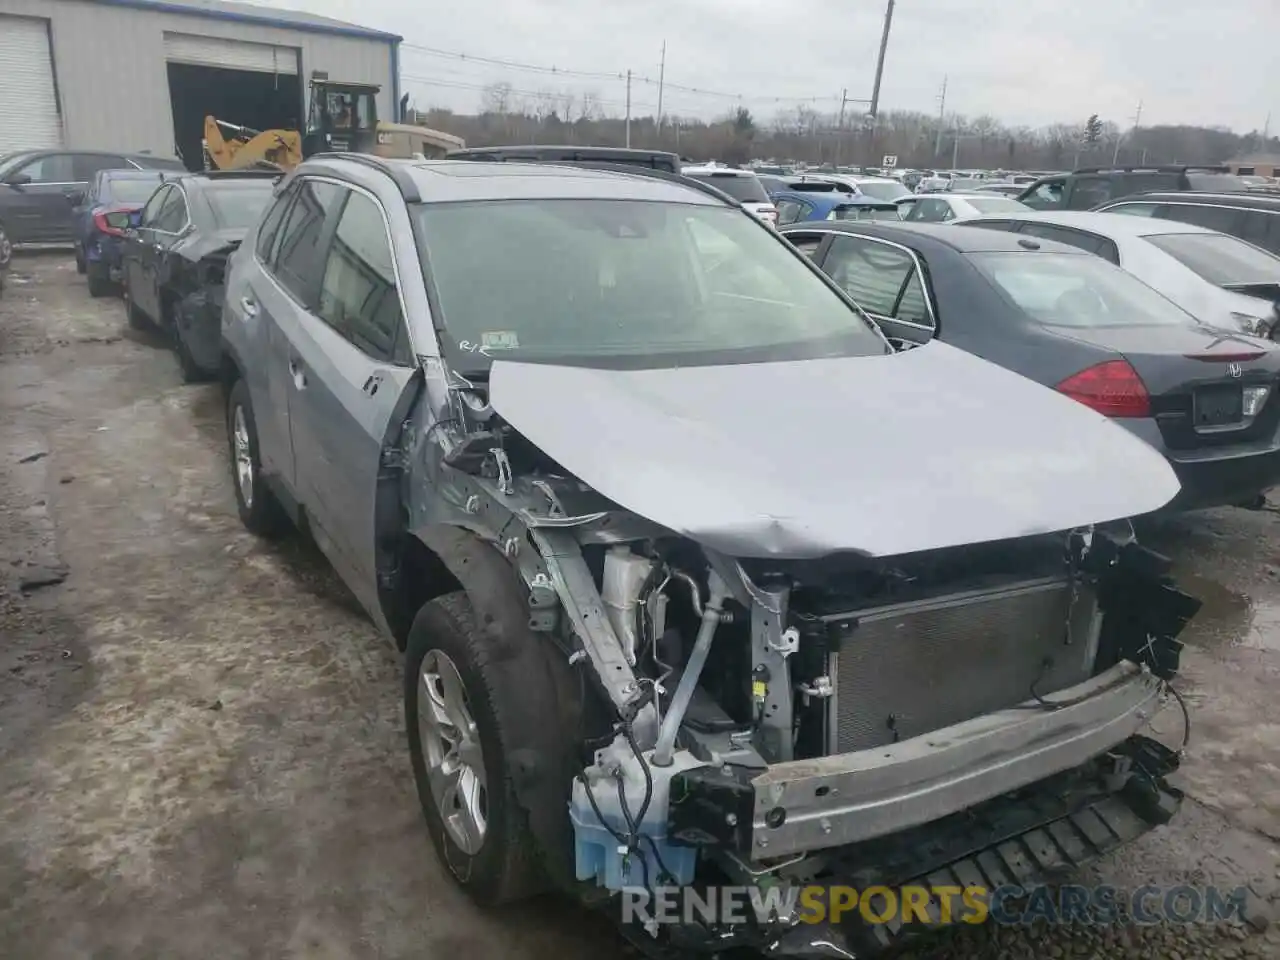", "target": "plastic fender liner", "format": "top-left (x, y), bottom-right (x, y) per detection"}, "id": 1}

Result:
top-left (414, 525), bottom-right (580, 888)
top-left (1085, 534), bottom-right (1201, 680)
